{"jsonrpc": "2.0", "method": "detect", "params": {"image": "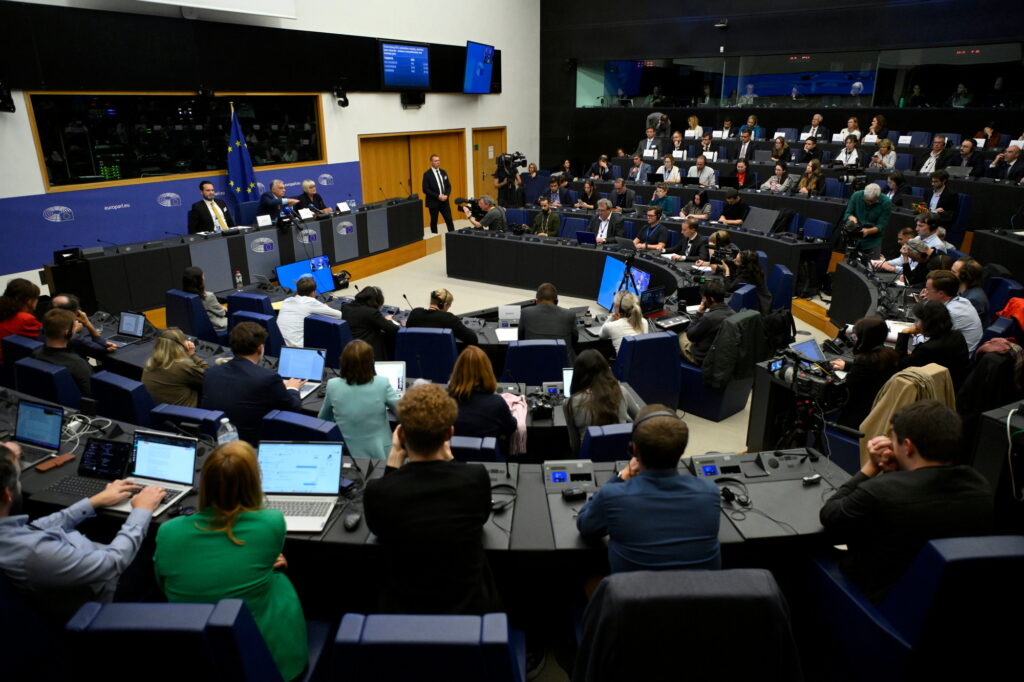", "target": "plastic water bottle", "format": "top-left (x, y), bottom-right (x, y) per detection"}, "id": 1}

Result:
top-left (216, 418), bottom-right (238, 445)
top-left (234, 270), bottom-right (244, 290)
